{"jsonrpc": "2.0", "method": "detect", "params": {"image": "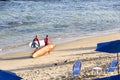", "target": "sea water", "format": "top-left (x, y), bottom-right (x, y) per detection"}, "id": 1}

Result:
top-left (0, 0), bottom-right (120, 54)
